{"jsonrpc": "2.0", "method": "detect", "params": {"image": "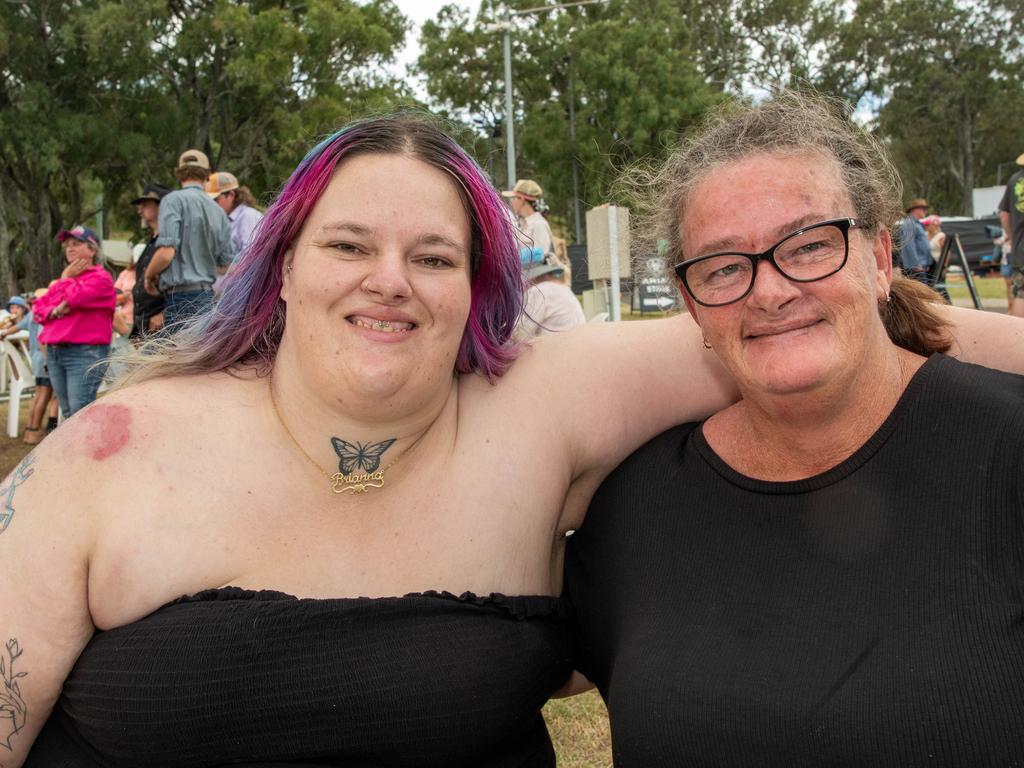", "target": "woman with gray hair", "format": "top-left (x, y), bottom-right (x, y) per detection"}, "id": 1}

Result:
top-left (566, 91), bottom-right (1024, 765)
